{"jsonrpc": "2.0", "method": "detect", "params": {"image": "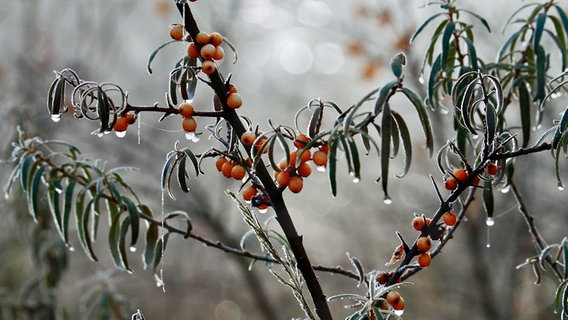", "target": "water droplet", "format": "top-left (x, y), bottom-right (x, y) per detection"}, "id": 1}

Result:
top-left (185, 132), bottom-right (196, 140)
top-left (51, 114), bottom-right (61, 122)
top-left (115, 131), bottom-right (126, 138)
top-left (394, 309), bottom-right (404, 316)
top-left (97, 132), bottom-right (104, 138)
top-left (486, 243), bottom-right (491, 248)
top-left (500, 185), bottom-right (510, 193)
top-left (316, 165), bottom-right (326, 172)
top-left (191, 135), bottom-right (200, 143)
top-left (472, 134), bottom-right (479, 140)
top-left (4, 193), bottom-right (9, 200)
top-left (258, 207), bottom-right (268, 214)
top-left (418, 75), bottom-right (424, 84)
top-left (485, 217), bottom-right (495, 227)
top-left (130, 246), bottom-right (137, 253)
top-left (384, 197), bottom-right (392, 205)
top-left (558, 184), bottom-right (565, 191)
top-left (352, 177), bottom-right (360, 183)
top-left (440, 107), bottom-right (449, 115)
